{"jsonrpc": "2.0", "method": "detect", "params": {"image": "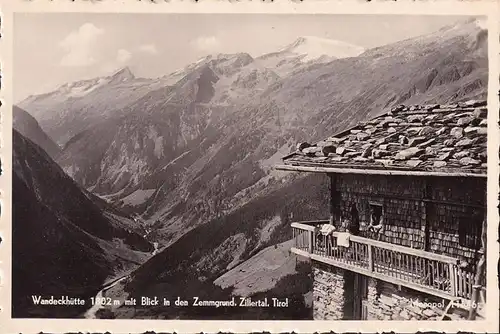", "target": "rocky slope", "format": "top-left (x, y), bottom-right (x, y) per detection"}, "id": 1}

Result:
top-left (12, 129), bottom-right (153, 318)
top-left (13, 105), bottom-right (61, 159)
